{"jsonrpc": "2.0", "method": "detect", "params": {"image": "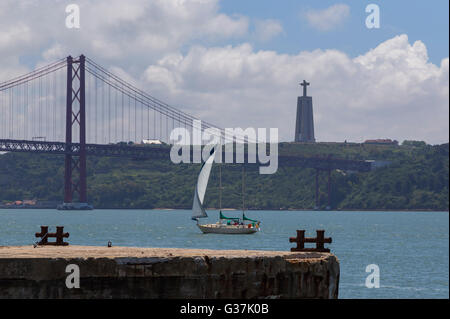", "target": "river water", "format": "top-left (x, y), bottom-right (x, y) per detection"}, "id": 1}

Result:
top-left (0, 209), bottom-right (448, 299)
